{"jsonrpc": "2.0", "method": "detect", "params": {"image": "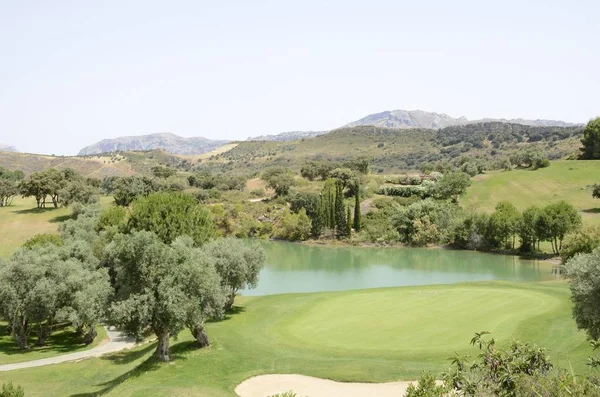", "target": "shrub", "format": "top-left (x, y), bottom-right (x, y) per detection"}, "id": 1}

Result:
top-left (273, 209), bottom-right (312, 241)
top-left (404, 372), bottom-right (448, 397)
top-left (0, 382), bottom-right (24, 397)
top-left (22, 233), bottom-right (63, 249)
